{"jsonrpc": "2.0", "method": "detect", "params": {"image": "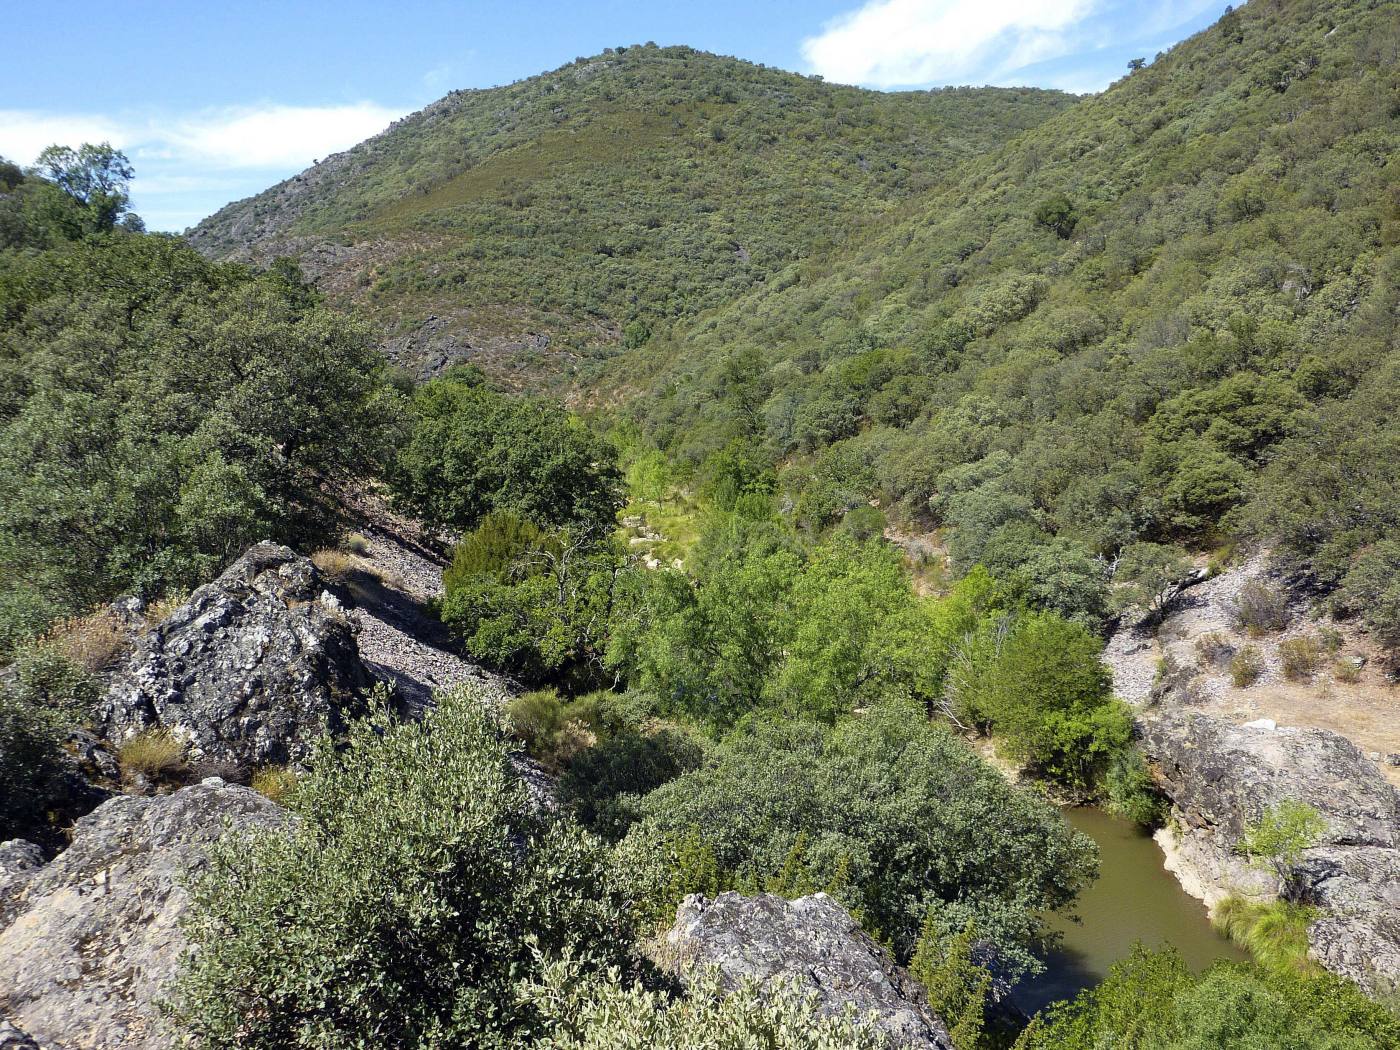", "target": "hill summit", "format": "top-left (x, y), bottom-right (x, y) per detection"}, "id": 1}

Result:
top-left (188, 45), bottom-right (1073, 384)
